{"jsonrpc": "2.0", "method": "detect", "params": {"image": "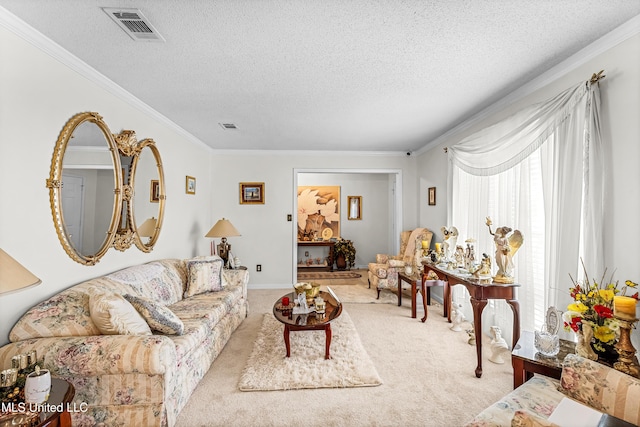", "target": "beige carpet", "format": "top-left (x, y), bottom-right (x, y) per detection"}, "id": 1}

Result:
top-left (239, 311), bottom-right (382, 391)
top-left (175, 285), bottom-right (513, 427)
